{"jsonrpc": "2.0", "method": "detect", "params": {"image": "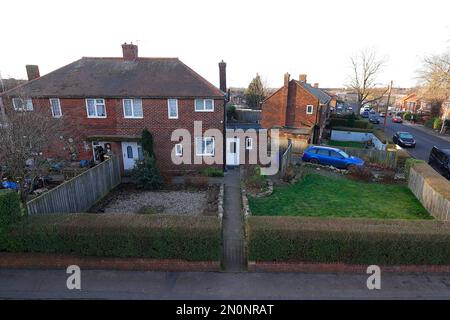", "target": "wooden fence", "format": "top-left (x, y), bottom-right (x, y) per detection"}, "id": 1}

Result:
top-left (339, 147), bottom-right (398, 169)
top-left (279, 141), bottom-right (293, 177)
top-left (27, 156), bottom-right (121, 215)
